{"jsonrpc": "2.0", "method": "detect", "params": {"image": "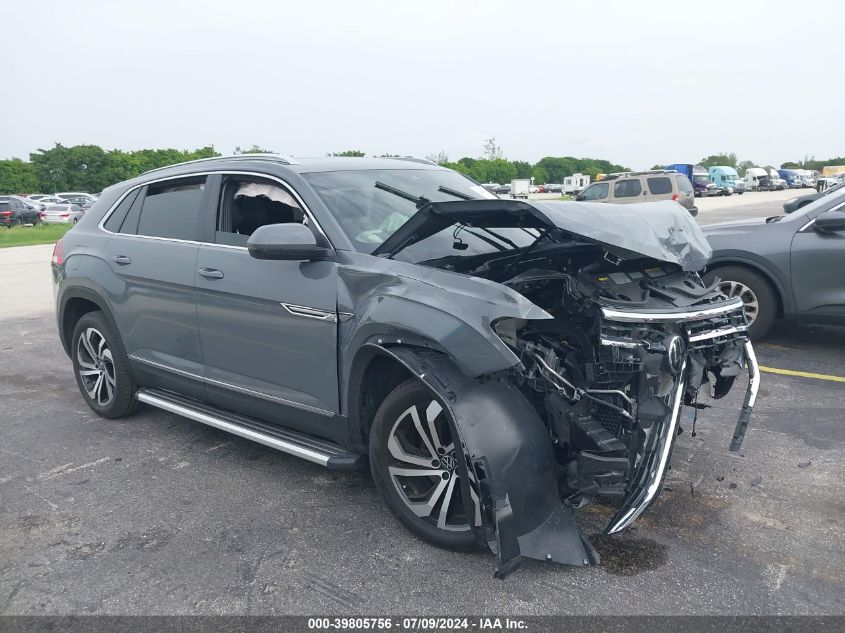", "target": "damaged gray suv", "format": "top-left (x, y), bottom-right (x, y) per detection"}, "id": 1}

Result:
top-left (52, 155), bottom-right (759, 576)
